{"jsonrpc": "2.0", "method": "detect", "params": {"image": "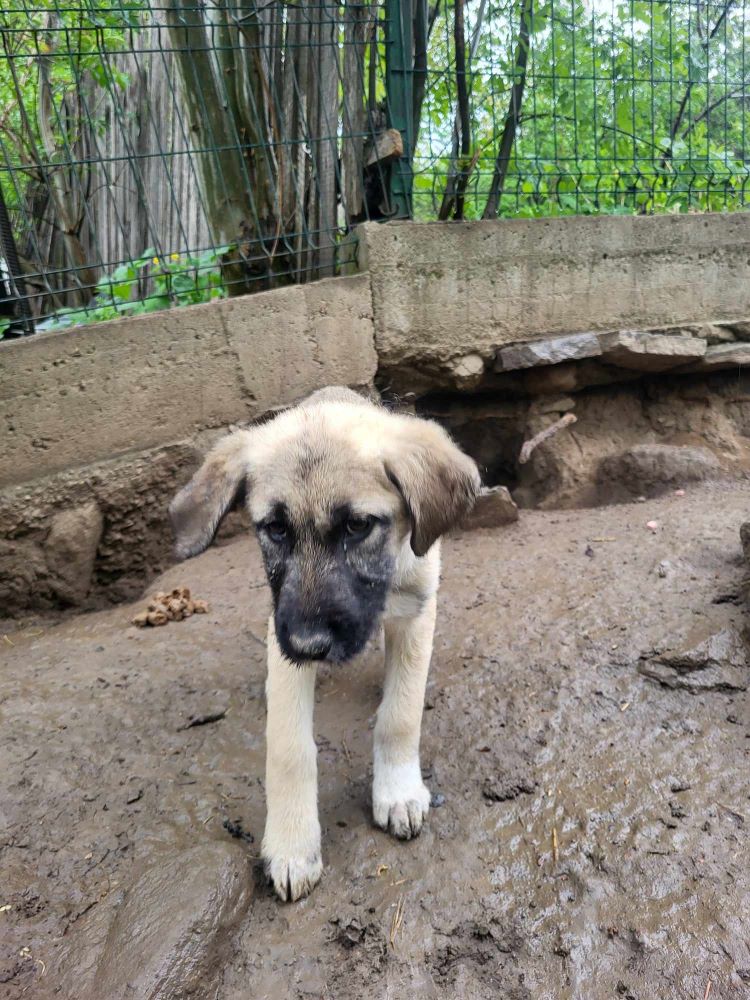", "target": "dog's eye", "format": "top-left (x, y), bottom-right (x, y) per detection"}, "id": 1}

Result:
top-left (345, 515), bottom-right (374, 540)
top-left (265, 521), bottom-right (288, 543)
